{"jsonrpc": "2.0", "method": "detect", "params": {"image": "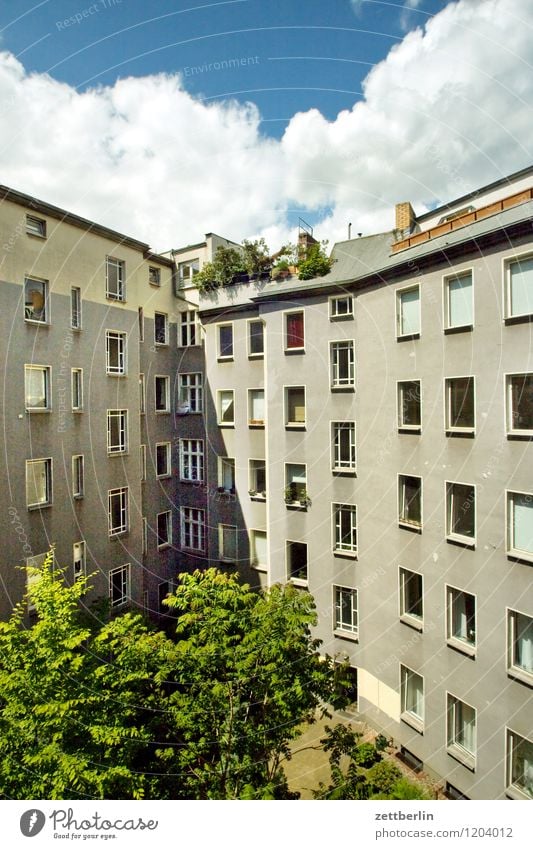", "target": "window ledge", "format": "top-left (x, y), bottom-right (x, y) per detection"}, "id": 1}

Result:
top-left (106, 373), bottom-right (127, 378)
top-left (506, 550), bottom-right (533, 565)
top-left (218, 423), bottom-right (235, 429)
top-left (332, 469), bottom-right (357, 477)
top-left (400, 712), bottom-right (424, 734)
top-left (444, 324), bottom-right (473, 335)
top-left (505, 785), bottom-right (533, 800)
top-left (446, 429), bottom-right (475, 438)
top-left (285, 502), bottom-right (308, 511)
top-left (109, 531), bottom-right (129, 539)
top-left (333, 549), bottom-right (358, 560)
top-left (26, 231), bottom-right (46, 240)
top-left (289, 578), bottom-right (308, 588)
top-left (286, 423), bottom-right (306, 430)
top-left (446, 535), bottom-right (475, 550)
top-left (400, 615), bottom-right (423, 632)
top-left (284, 347), bottom-right (305, 355)
top-left (108, 451), bottom-right (128, 457)
top-left (398, 426), bottom-right (421, 434)
top-left (26, 408), bottom-right (52, 414)
top-left (446, 745), bottom-right (476, 772)
top-left (248, 422), bottom-right (265, 429)
top-left (398, 521), bottom-right (422, 534)
top-left (397, 333), bottom-right (420, 342)
top-left (24, 319), bottom-right (50, 327)
top-left (71, 326), bottom-right (82, 333)
top-left (154, 343), bottom-right (169, 348)
top-left (504, 313), bottom-right (533, 326)
top-left (156, 475), bottom-right (172, 481)
top-left (447, 638), bottom-right (476, 658)
top-left (252, 563), bottom-right (268, 573)
top-left (331, 385), bottom-right (355, 393)
top-left (248, 353), bottom-right (264, 360)
top-left (27, 503), bottom-right (52, 511)
top-left (157, 544), bottom-right (171, 551)
top-left (333, 629), bottom-right (359, 642)
top-left (506, 432), bottom-right (533, 440)
top-left (250, 495), bottom-right (266, 502)
top-left (217, 356), bottom-right (234, 363)
top-left (330, 314), bottom-right (354, 322)
top-left (507, 667), bottom-right (533, 688)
